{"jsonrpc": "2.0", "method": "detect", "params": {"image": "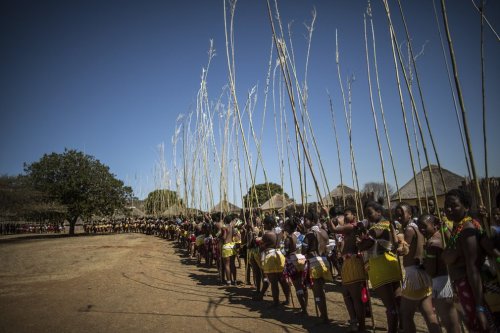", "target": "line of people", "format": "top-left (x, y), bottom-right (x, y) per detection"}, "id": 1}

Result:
top-left (96, 188), bottom-right (500, 333)
top-left (0, 222), bottom-right (65, 234)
